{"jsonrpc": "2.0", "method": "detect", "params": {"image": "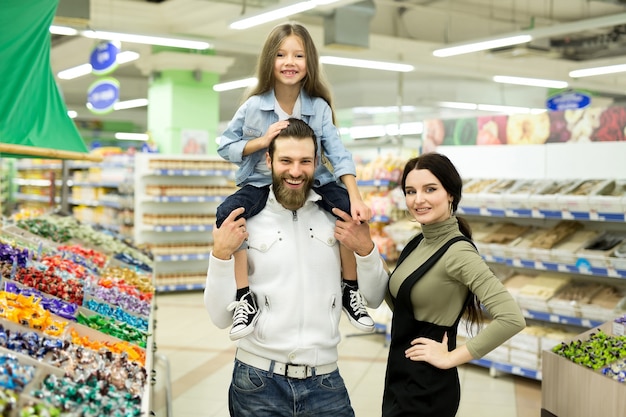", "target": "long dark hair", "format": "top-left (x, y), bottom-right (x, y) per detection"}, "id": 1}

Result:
top-left (400, 153), bottom-right (483, 328)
